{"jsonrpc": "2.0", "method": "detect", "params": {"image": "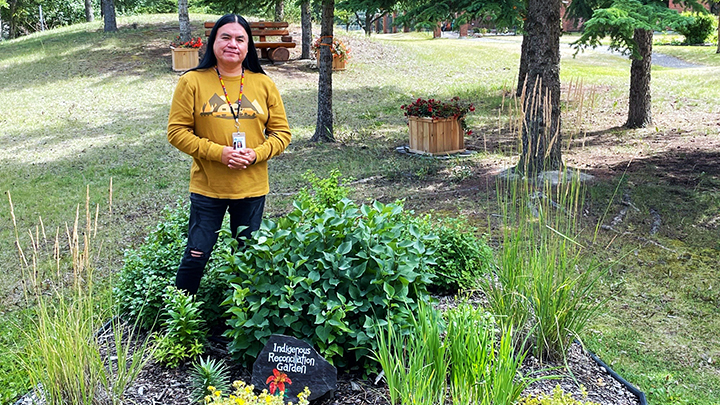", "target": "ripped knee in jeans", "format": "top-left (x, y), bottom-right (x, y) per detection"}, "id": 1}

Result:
top-left (189, 249), bottom-right (206, 259)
